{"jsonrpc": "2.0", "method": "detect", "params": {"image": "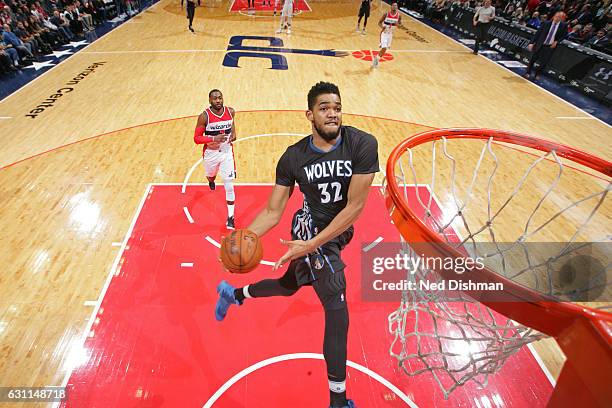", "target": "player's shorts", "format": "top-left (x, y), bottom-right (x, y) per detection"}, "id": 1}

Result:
top-left (286, 255), bottom-right (347, 310)
top-left (284, 210), bottom-right (354, 310)
top-left (380, 31), bottom-right (393, 48)
top-left (358, 3), bottom-right (370, 18)
top-left (203, 147), bottom-right (235, 180)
